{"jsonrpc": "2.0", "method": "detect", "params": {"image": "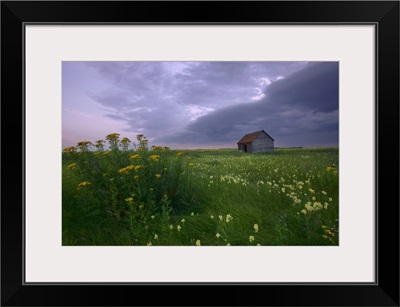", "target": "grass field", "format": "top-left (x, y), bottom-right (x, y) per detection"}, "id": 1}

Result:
top-left (62, 134), bottom-right (339, 246)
